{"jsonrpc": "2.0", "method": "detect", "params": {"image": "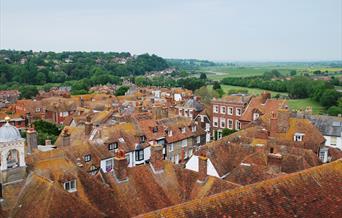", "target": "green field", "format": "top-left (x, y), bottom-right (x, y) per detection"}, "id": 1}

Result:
top-left (198, 65), bottom-right (342, 80)
top-left (209, 85), bottom-right (326, 114)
